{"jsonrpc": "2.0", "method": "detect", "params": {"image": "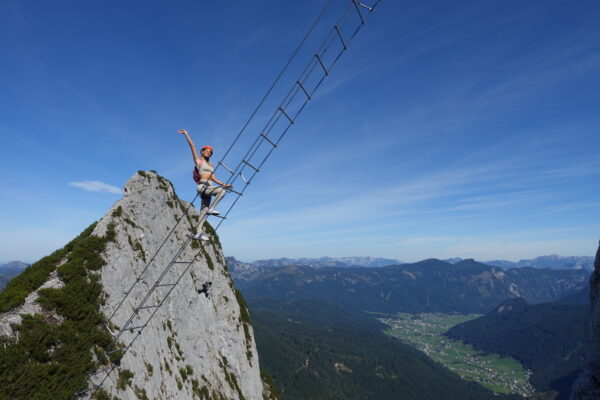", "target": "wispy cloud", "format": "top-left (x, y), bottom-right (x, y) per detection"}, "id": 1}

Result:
top-left (69, 181), bottom-right (123, 195)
